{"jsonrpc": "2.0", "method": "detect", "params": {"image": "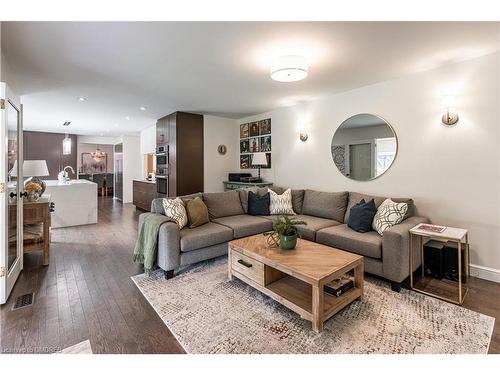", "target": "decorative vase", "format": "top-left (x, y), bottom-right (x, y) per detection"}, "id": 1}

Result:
top-left (27, 192), bottom-right (40, 202)
top-left (31, 176), bottom-right (46, 194)
top-left (279, 233), bottom-right (297, 250)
